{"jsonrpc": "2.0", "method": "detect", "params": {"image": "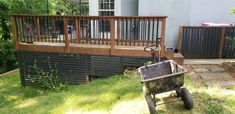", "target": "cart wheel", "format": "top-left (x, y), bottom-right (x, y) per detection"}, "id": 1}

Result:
top-left (180, 88), bottom-right (194, 110)
top-left (143, 86), bottom-right (156, 114)
top-left (175, 88), bottom-right (181, 97)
